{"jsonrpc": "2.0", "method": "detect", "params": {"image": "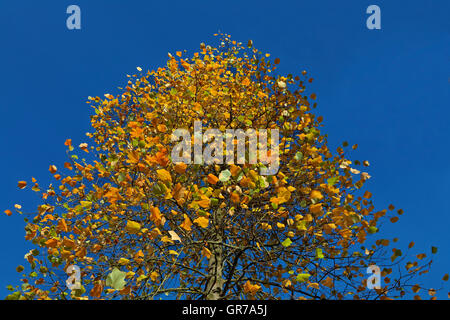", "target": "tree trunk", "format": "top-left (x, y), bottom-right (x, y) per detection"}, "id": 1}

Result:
top-left (205, 209), bottom-right (225, 300)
